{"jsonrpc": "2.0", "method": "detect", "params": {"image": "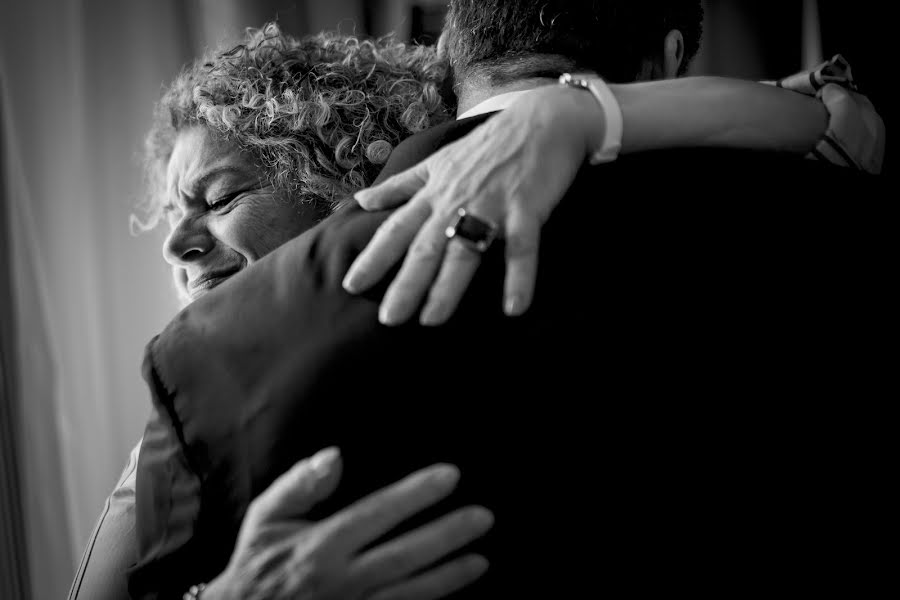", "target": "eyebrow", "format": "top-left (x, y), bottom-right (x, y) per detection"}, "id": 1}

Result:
top-left (182, 166), bottom-right (252, 197)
